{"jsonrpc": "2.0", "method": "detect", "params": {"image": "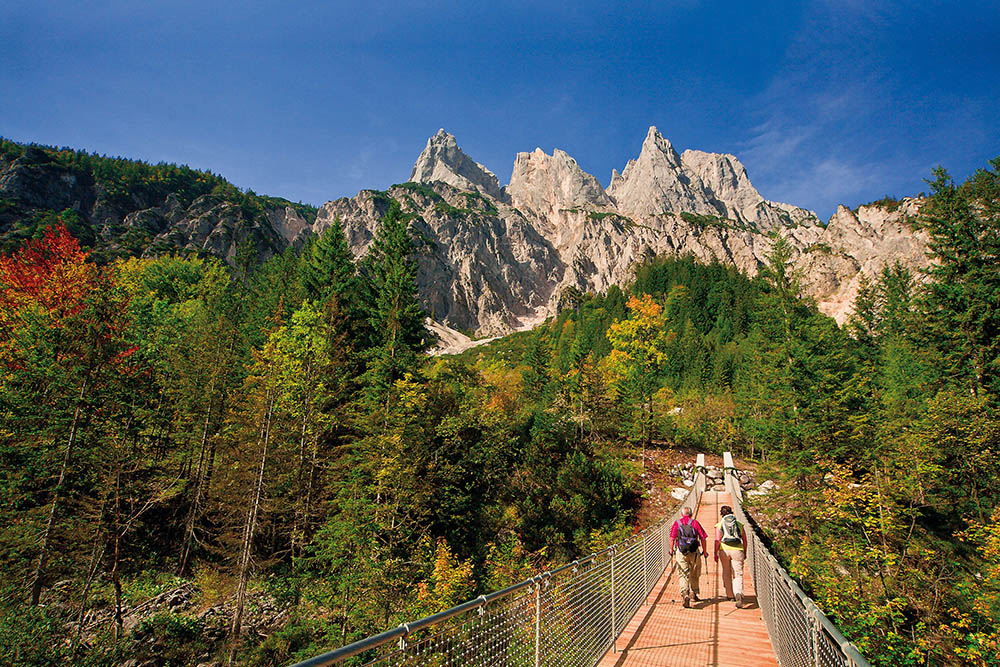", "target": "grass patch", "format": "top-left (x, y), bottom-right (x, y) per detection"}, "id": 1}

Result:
top-left (395, 182), bottom-right (444, 202)
top-left (857, 195), bottom-right (902, 214)
top-left (122, 570), bottom-right (189, 606)
top-left (804, 243), bottom-right (833, 255)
